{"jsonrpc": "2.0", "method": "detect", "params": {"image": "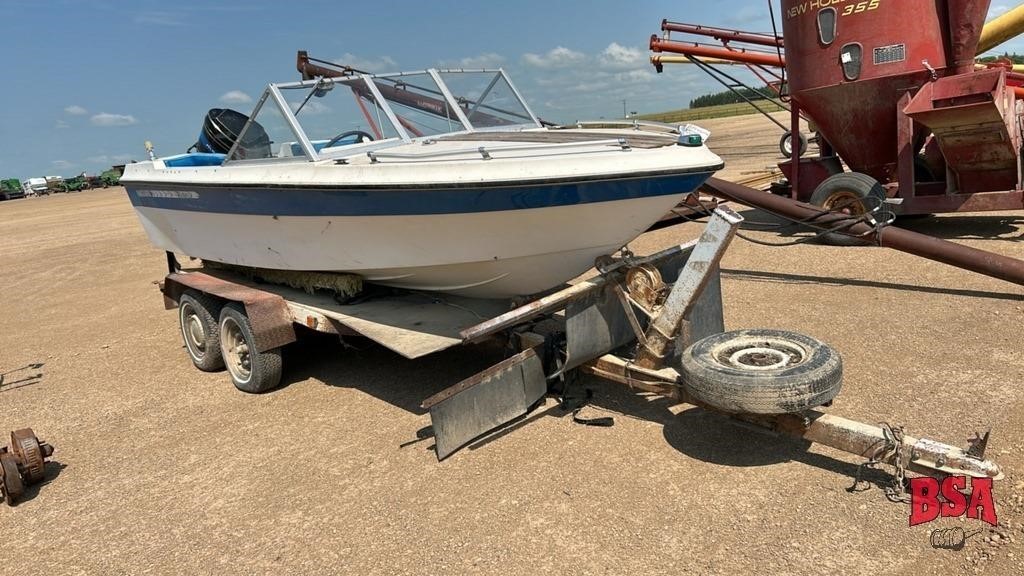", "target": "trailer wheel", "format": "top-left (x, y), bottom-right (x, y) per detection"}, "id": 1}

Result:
top-left (779, 131), bottom-right (807, 158)
top-left (219, 303), bottom-right (282, 394)
top-left (809, 172), bottom-right (887, 246)
top-left (179, 291), bottom-right (224, 372)
top-left (680, 329), bottom-right (842, 415)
